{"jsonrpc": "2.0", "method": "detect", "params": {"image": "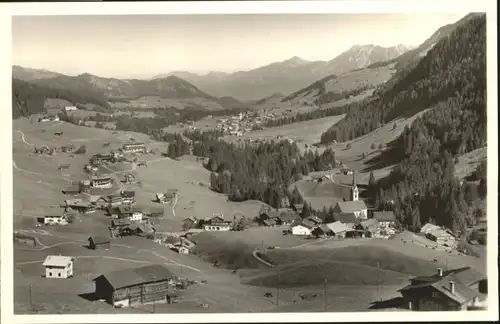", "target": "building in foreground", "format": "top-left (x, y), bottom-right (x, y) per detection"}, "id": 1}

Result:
top-left (398, 267), bottom-right (487, 311)
top-left (121, 143), bottom-right (146, 154)
top-left (91, 175), bottom-right (113, 189)
top-left (92, 264), bottom-right (174, 307)
top-left (43, 255), bottom-right (75, 279)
